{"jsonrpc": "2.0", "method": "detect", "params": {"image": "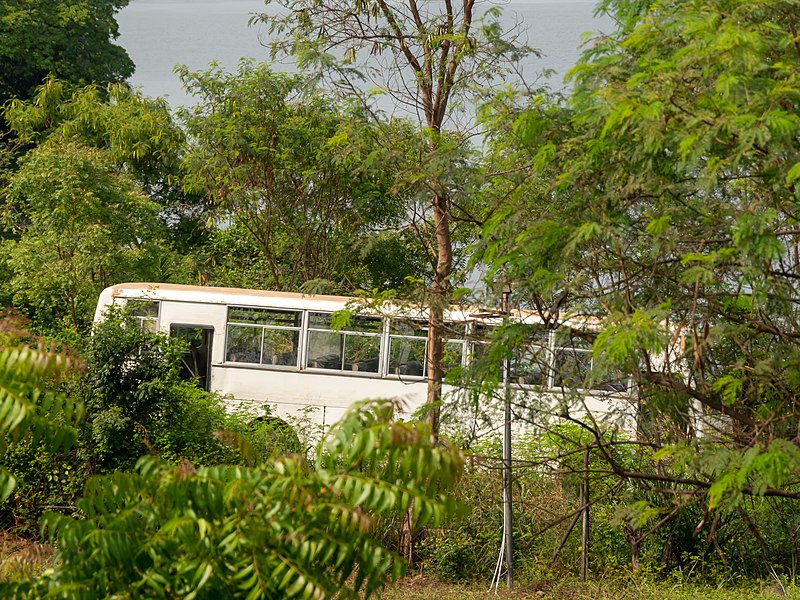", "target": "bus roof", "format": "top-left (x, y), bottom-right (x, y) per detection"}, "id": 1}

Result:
top-left (96, 282), bottom-right (597, 328)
